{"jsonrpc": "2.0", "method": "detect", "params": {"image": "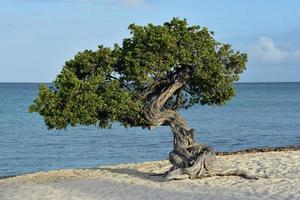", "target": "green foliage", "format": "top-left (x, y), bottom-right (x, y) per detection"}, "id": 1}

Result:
top-left (29, 17), bottom-right (247, 129)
